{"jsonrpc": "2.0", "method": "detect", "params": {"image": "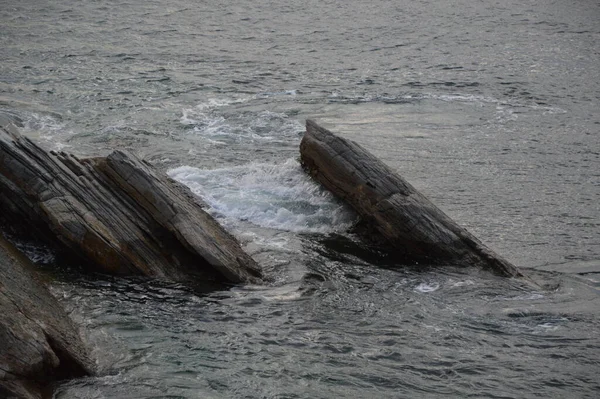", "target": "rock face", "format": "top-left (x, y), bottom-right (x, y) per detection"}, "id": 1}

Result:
top-left (0, 234), bottom-right (94, 399)
top-left (0, 115), bottom-right (261, 284)
top-left (300, 119), bottom-right (523, 277)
